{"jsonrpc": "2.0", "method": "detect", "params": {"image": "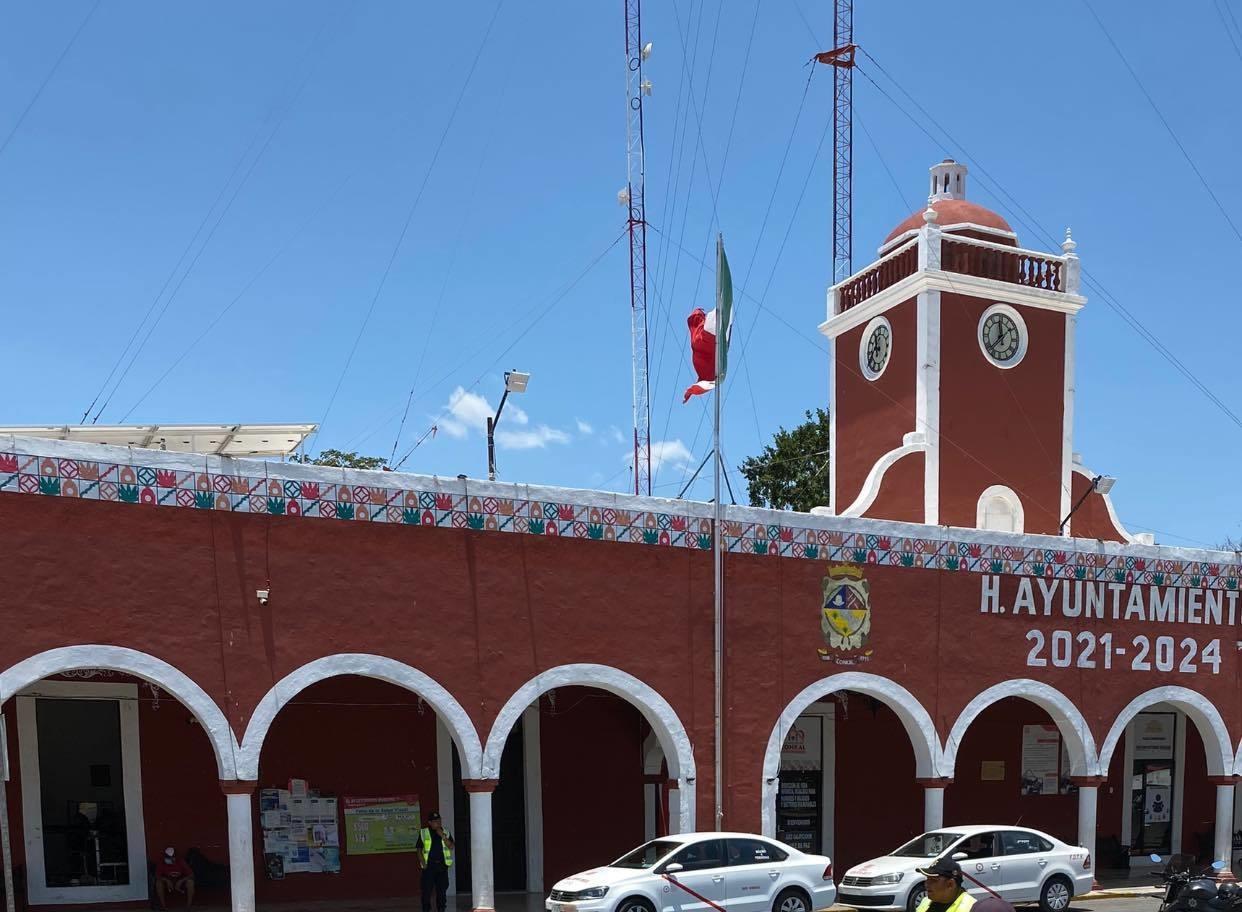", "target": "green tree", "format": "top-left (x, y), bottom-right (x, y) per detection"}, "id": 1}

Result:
top-left (292, 449), bottom-right (385, 470)
top-left (738, 408), bottom-right (830, 512)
